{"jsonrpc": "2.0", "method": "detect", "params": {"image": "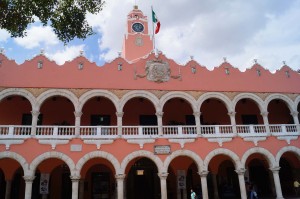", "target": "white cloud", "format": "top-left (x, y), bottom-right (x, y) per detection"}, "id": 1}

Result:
top-left (14, 26), bottom-right (59, 49)
top-left (87, 0), bottom-right (300, 71)
top-left (0, 29), bottom-right (10, 42)
top-left (46, 45), bottom-right (85, 65)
